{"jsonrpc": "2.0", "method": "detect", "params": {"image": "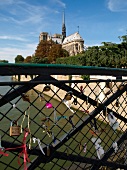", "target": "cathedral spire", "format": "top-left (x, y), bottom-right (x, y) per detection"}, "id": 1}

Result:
top-left (62, 10), bottom-right (66, 42)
